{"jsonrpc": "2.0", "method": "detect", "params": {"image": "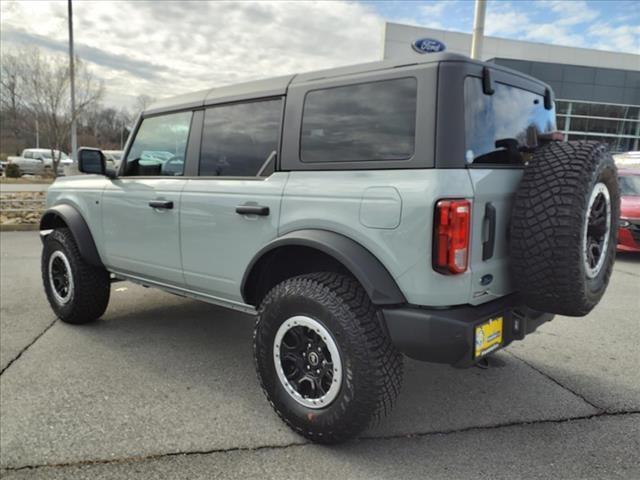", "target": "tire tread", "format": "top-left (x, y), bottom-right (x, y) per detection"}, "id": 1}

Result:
top-left (510, 141), bottom-right (618, 316)
top-left (42, 228), bottom-right (110, 324)
top-left (254, 272), bottom-right (403, 443)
